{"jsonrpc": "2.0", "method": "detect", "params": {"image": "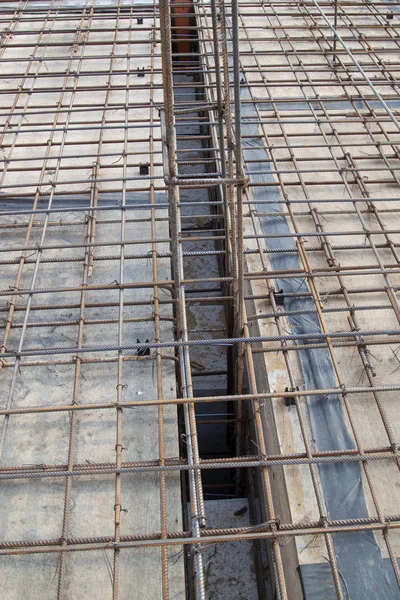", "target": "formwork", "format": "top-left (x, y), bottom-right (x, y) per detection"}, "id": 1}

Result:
top-left (0, 0), bottom-right (400, 599)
